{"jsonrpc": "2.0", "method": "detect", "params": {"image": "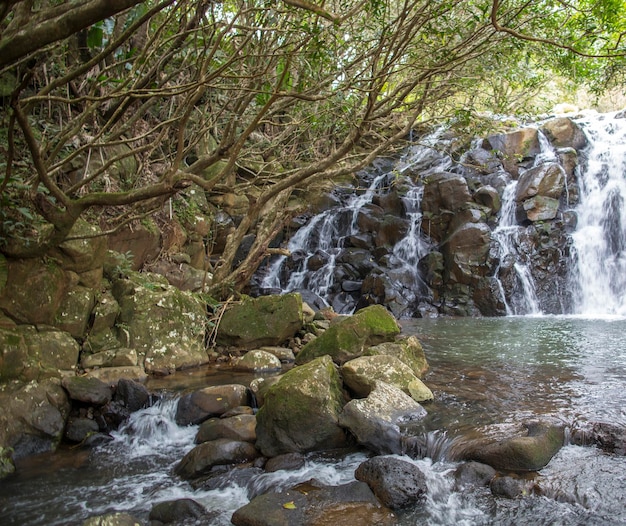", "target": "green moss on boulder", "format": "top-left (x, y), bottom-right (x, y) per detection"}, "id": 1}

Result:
top-left (365, 335), bottom-right (429, 378)
top-left (295, 305), bottom-right (400, 366)
top-left (216, 293), bottom-right (303, 350)
top-left (255, 355), bottom-right (348, 457)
